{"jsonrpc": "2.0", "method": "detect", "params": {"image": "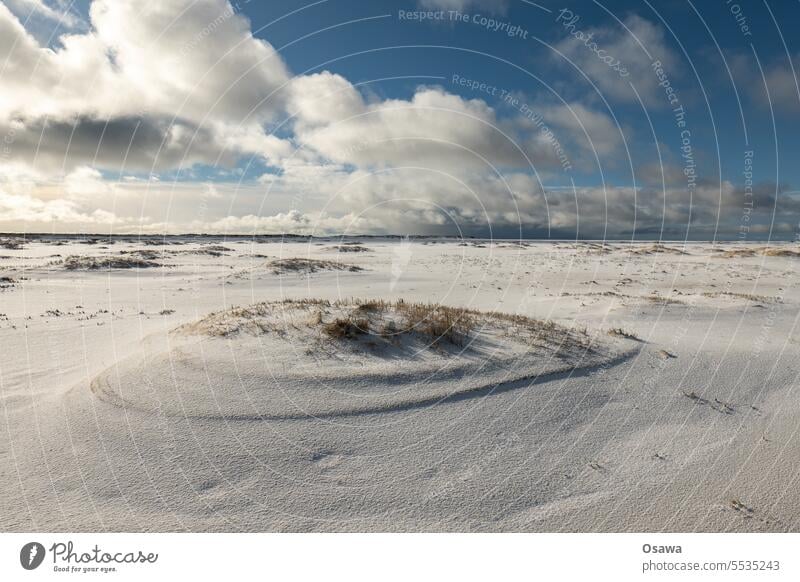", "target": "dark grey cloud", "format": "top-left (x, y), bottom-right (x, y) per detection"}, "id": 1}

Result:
top-left (2, 115), bottom-right (241, 173)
